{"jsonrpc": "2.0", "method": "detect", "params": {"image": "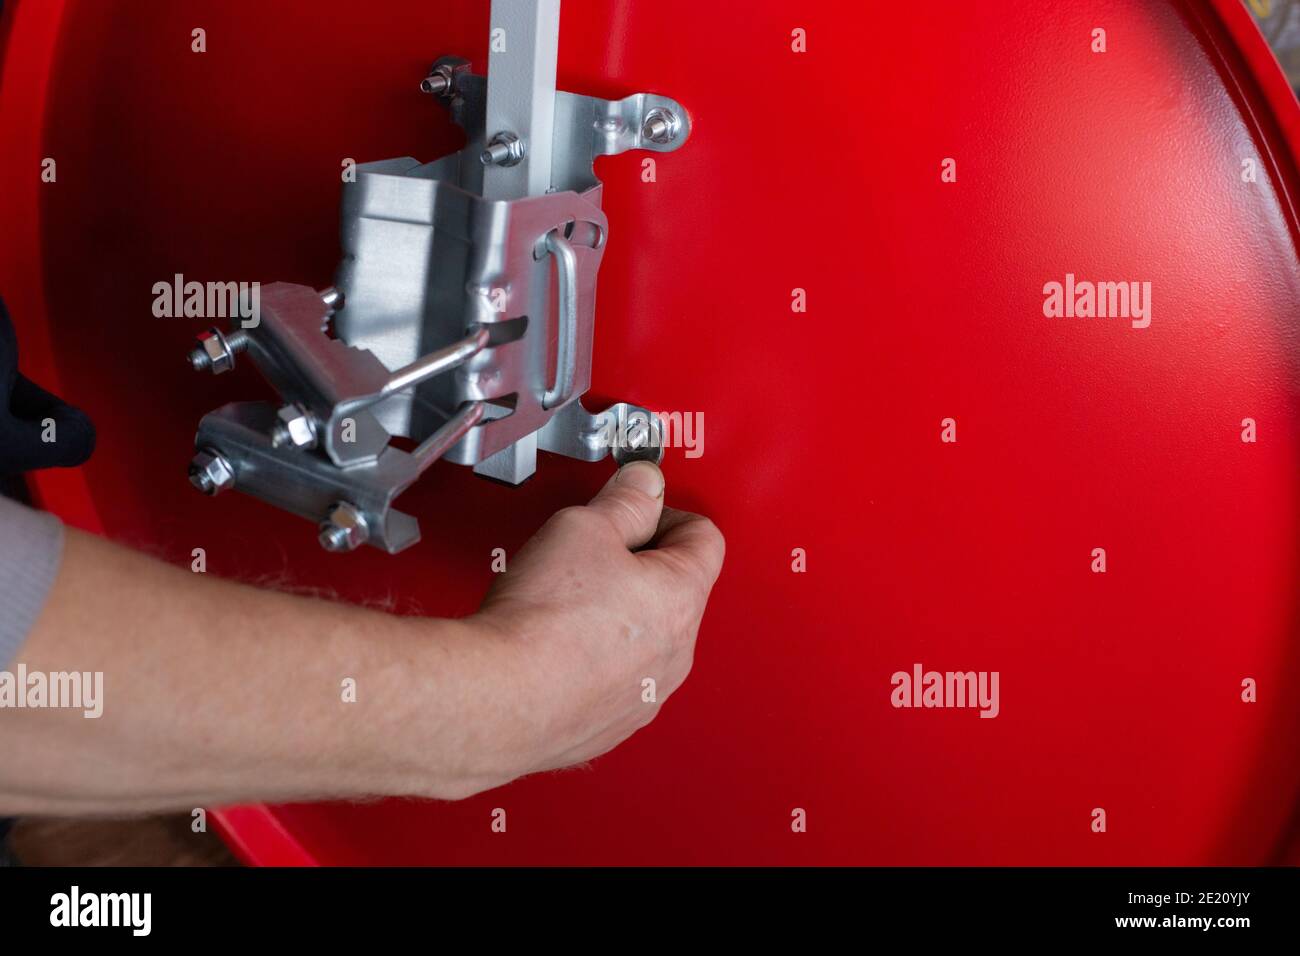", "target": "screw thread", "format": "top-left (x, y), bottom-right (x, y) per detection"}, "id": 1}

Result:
top-left (189, 328), bottom-right (250, 373)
